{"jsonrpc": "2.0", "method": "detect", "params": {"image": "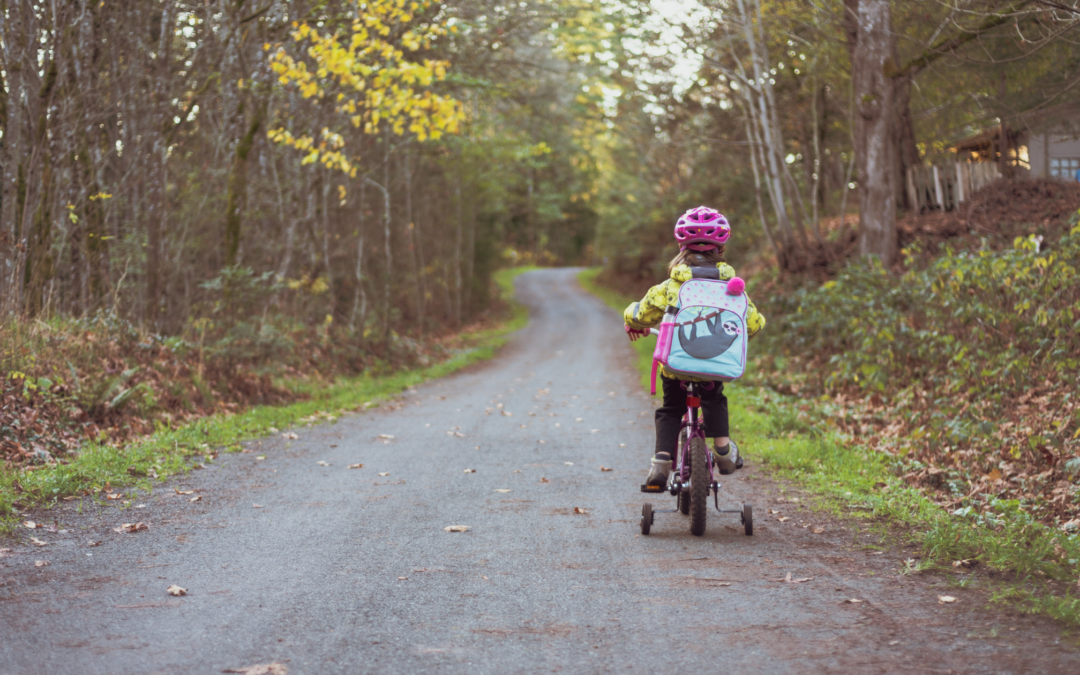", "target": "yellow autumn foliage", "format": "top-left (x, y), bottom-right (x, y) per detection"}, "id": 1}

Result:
top-left (267, 0), bottom-right (464, 175)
